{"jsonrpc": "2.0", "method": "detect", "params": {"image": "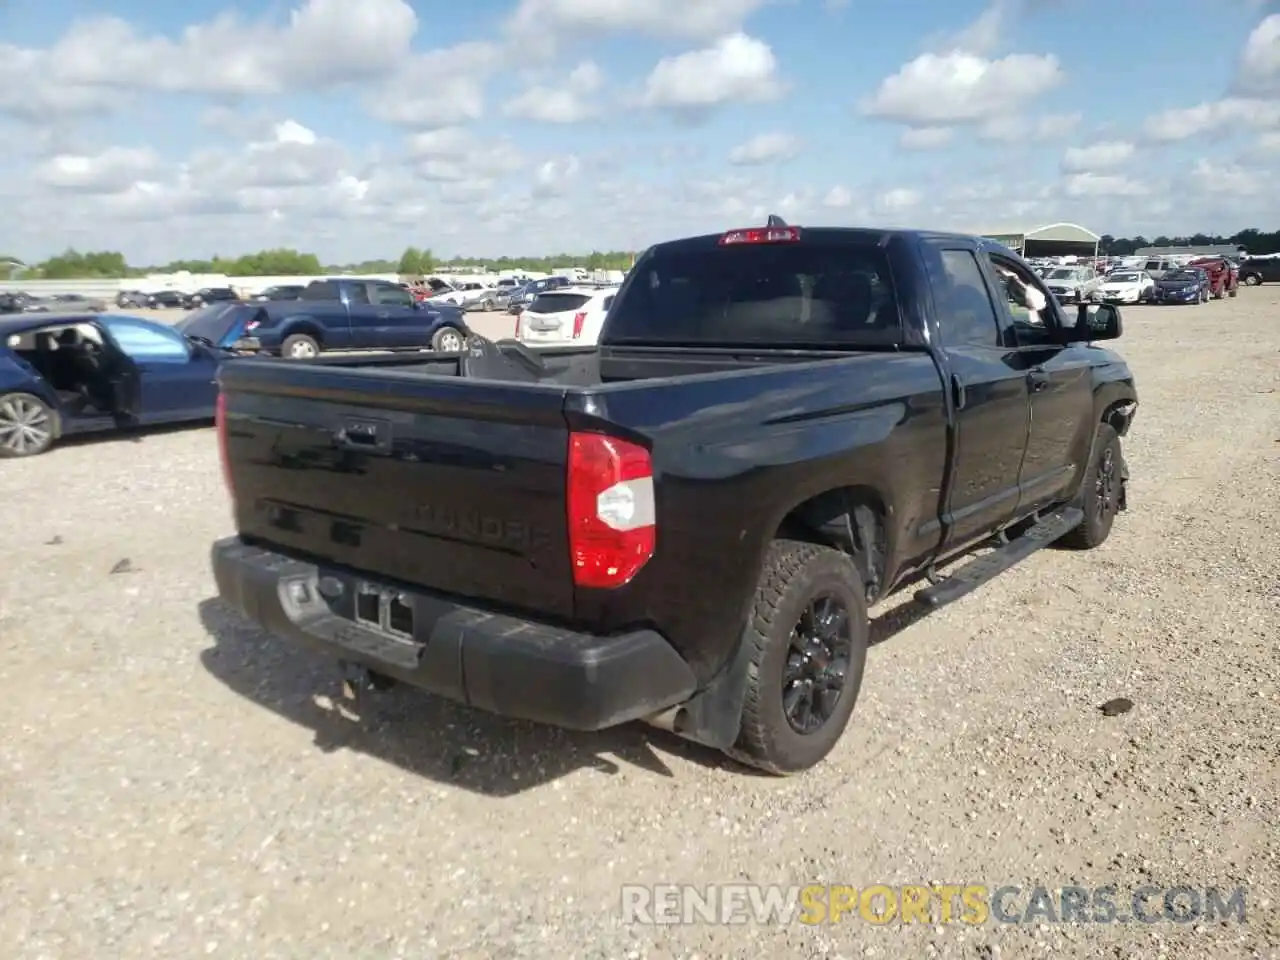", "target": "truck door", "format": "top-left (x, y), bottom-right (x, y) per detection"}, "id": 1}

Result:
top-left (924, 243), bottom-right (1031, 551)
top-left (370, 283), bottom-right (424, 347)
top-left (339, 282), bottom-right (378, 348)
top-left (981, 250), bottom-right (1096, 515)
